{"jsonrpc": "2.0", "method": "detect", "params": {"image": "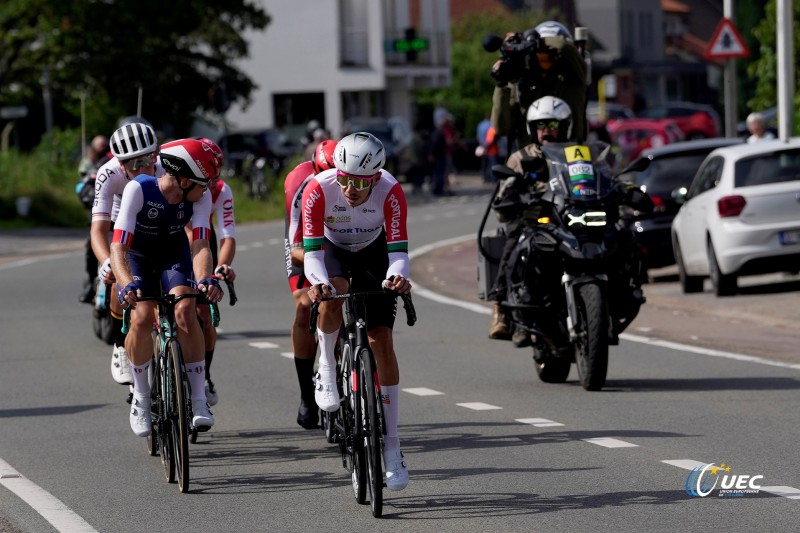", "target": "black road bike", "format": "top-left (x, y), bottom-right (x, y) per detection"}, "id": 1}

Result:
top-left (123, 292), bottom-right (219, 493)
top-left (91, 279), bottom-right (114, 345)
top-left (310, 288), bottom-right (416, 518)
